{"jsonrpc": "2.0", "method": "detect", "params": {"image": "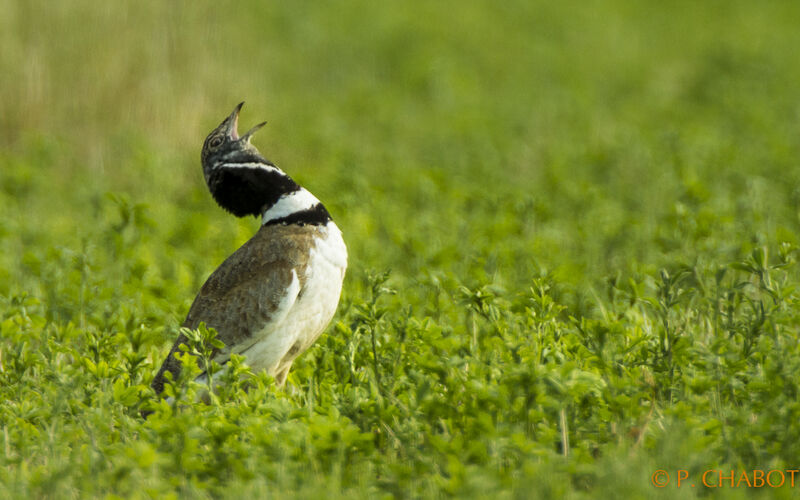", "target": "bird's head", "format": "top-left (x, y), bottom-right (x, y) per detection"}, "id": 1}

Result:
top-left (201, 102), bottom-right (267, 171)
top-left (199, 103), bottom-right (298, 218)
